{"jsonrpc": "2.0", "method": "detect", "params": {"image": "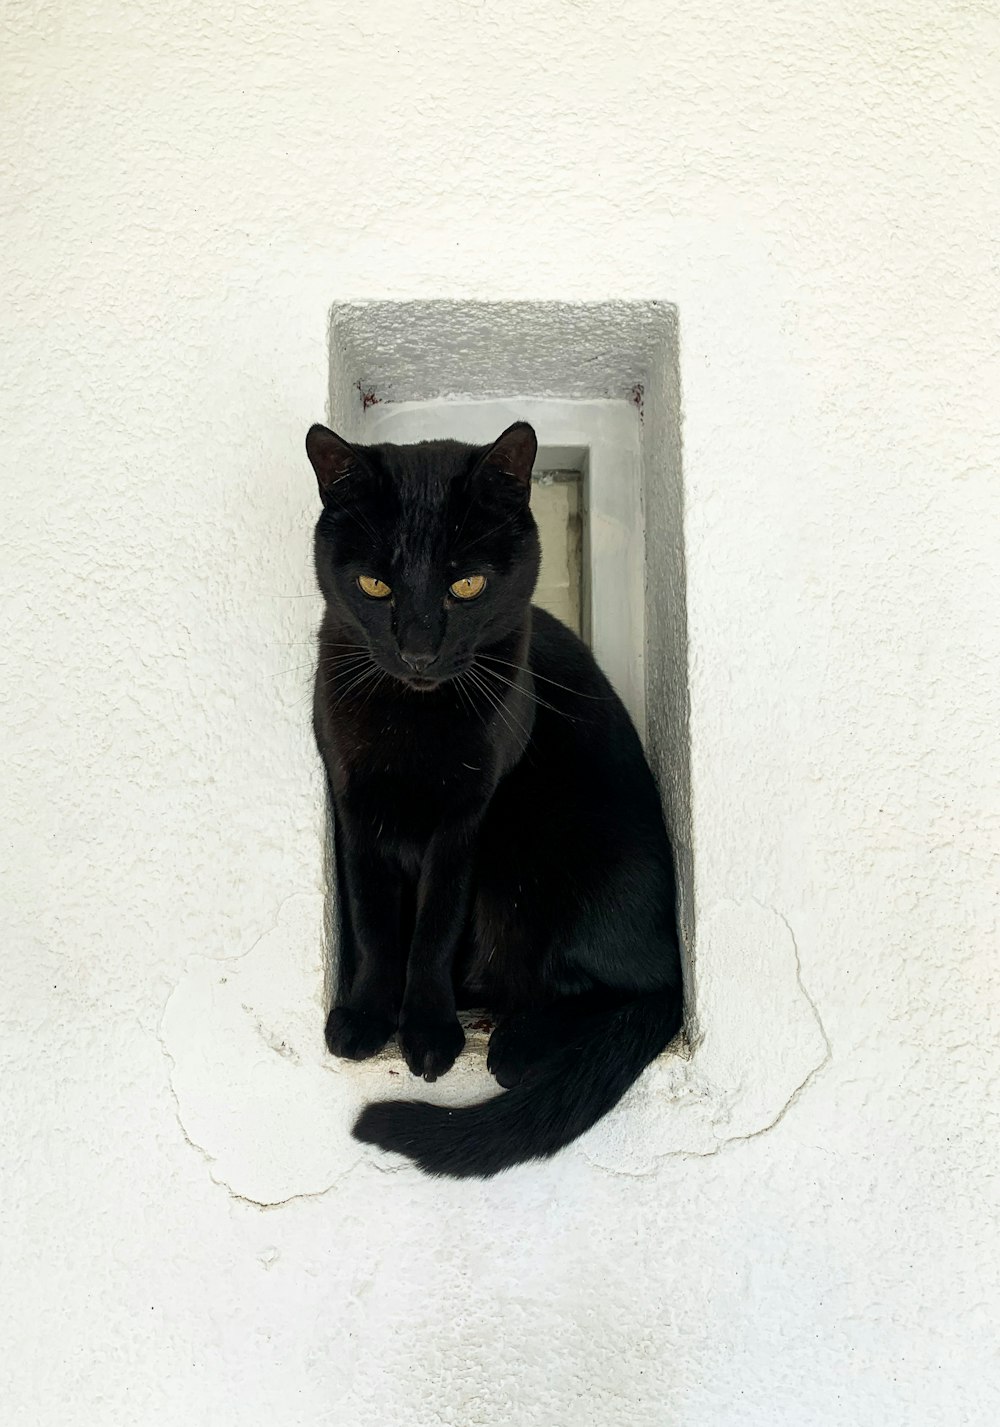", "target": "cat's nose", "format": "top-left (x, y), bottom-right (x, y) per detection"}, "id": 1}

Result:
top-left (400, 650), bottom-right (436, 673)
